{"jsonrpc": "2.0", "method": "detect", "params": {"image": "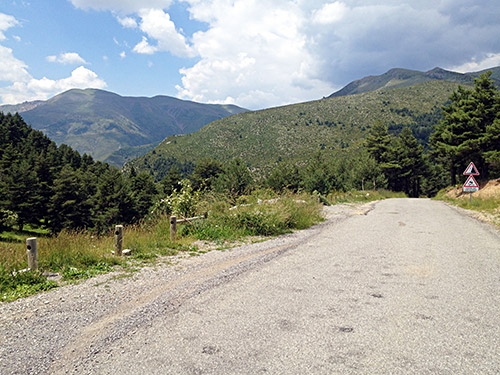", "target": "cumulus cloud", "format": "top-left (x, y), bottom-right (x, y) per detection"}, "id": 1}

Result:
top-left (133, 36), bottom-right (157, 54)
top-left (0, 45), bottom-right (31, 83)
top-left (67, 0), bottom-right (500, 109)
top-left (0, 12), bottom-right (106, 104)
top-left (0, 66), bottom-right (107, 104)
top-left (46, 52), bottom-right (88, 65)
top-left (175, 0), bottom-right (335, 108)
top-left (133, 9), bottom-right (194, 57)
